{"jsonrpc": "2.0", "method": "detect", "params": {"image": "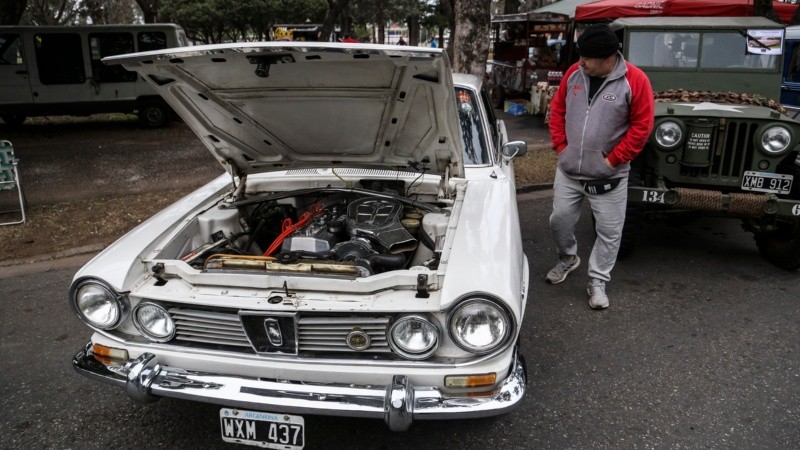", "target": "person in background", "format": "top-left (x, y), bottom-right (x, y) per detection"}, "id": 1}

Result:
top-left (340, 33), bottom-right (358, 43)
top-left (397, 36), bottom-right (407, 46)
top-left (430, 38), bottom-right (438, 48)
top-left (546, 24), bottom-right (654, 310)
